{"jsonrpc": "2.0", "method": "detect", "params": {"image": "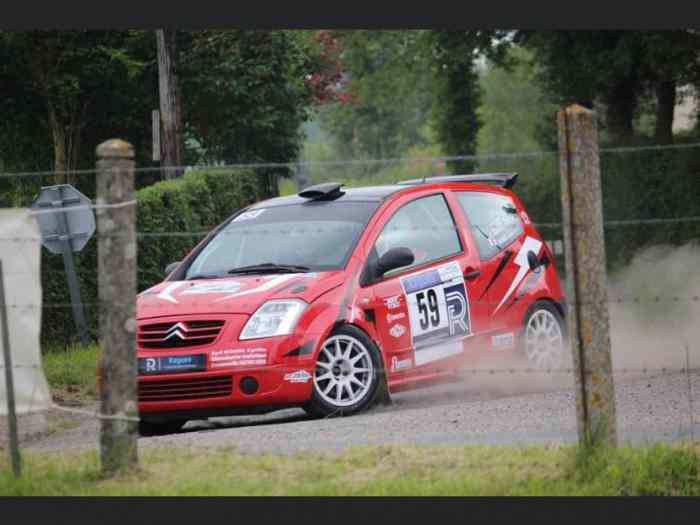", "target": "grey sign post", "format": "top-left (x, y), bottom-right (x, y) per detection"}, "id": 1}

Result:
top-left (31, 184), bottom-right (95, 346)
